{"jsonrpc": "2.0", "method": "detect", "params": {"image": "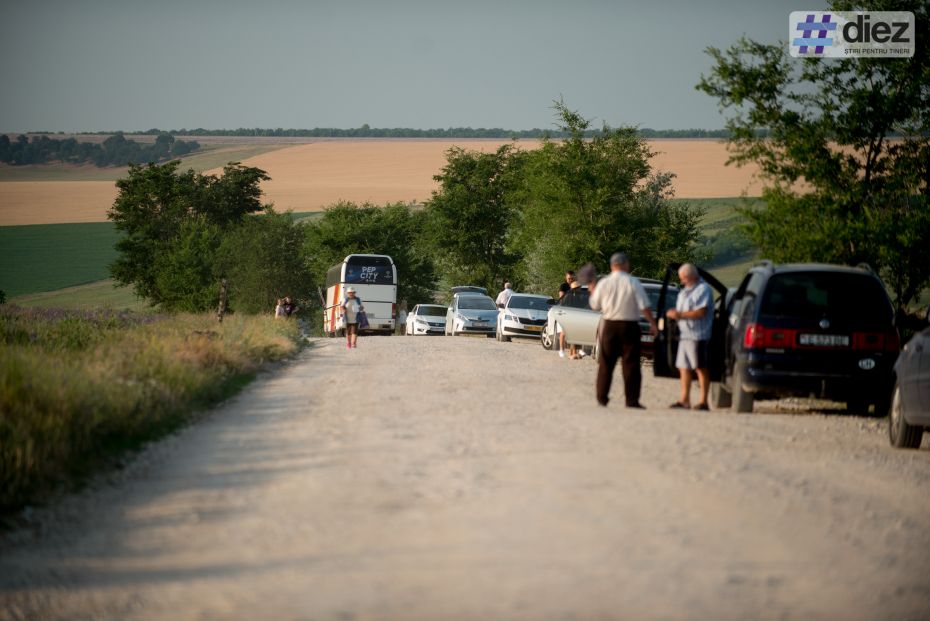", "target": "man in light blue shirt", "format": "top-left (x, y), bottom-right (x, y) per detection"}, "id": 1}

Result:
top-left (665, 263), bottom-right (714, 410)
